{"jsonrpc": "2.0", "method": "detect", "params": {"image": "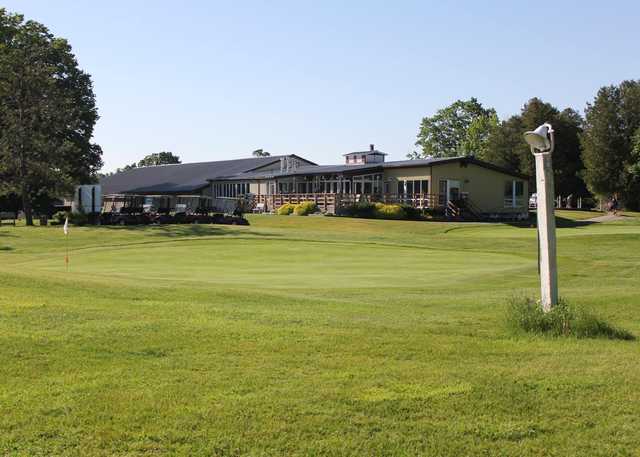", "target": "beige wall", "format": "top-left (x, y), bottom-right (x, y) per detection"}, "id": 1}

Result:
top-left (382, 162), bottom-right (527, 214)
top-left (429, 162), bottom-right (528, 213)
